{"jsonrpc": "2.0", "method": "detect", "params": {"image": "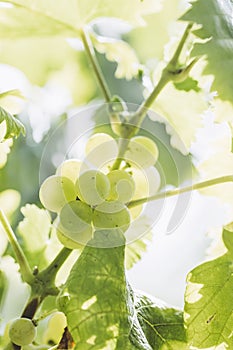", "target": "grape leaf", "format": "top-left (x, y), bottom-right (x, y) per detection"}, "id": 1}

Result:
top-left (17, 204), bottom-right (51, 269)
top-left (58, 230), bottom-right (186, 349)
top-left (0, 106), bottom-right (25, 139)
top-left (0, 0), bottom-right (162, 39)
top-left (150, 82), bottom-right (207, 153)
top-left (182, 0), bottom-right (233, 105)
top-left (58, 230), bottom-right (138, 349)
top-left (91, 32), bottom-right (140, 80)
top-left (133, 292), bottom-right (187, 349)
top-left (184, 228), bottom-right (233, 349)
